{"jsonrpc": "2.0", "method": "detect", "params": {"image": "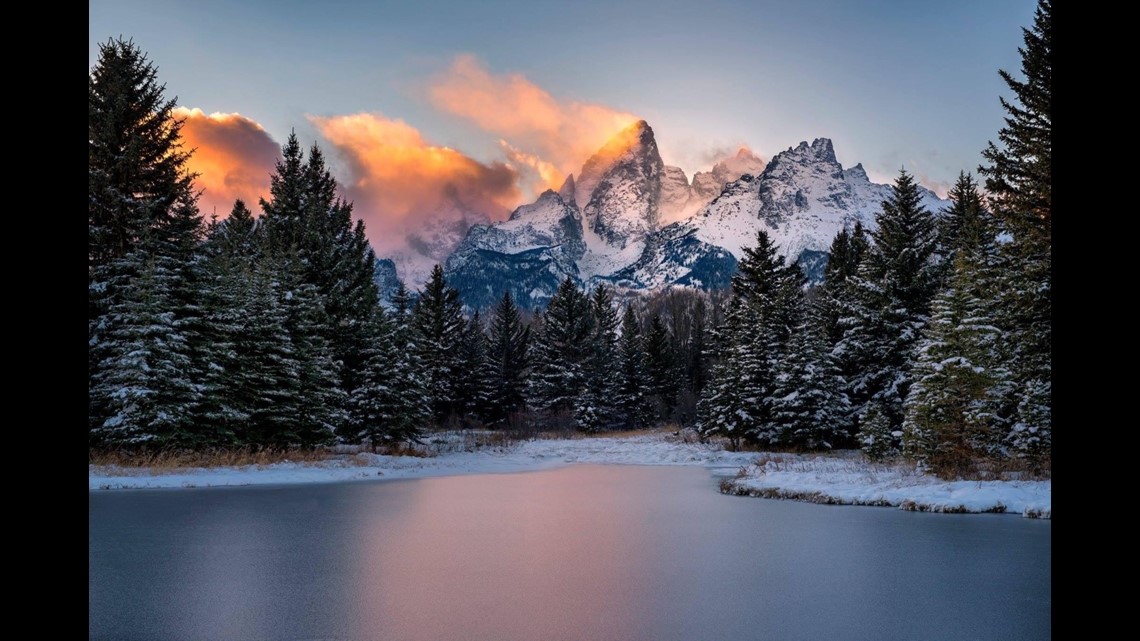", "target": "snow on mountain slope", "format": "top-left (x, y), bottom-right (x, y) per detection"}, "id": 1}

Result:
top-left (691, 138), bottom-right (948, 260)
top-left (581, 120), bottom-right (664, 248)
top-left (429, 125), bottom-right (949, 309)
top-left (444, 190), bottom-right (586, 309)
